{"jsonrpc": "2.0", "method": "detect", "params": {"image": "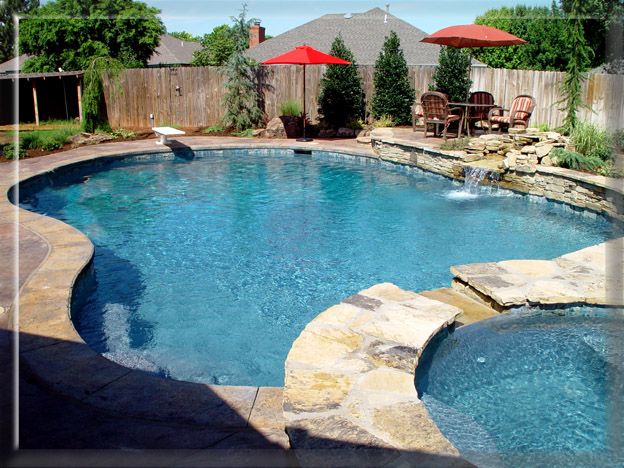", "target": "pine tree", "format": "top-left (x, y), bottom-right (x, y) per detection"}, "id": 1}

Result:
top-left (222, 4), bottom-right (263, 131)
top-left (318, 35), bottom-right (364, 128)
top-left (371, 31), bottom-right (415, 125)
top-left (430, 46), bottom-right (472, 102)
